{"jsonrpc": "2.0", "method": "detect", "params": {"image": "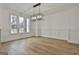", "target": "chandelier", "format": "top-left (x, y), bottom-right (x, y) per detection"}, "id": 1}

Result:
top-left (31, 3), bottom-right (43, 21)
